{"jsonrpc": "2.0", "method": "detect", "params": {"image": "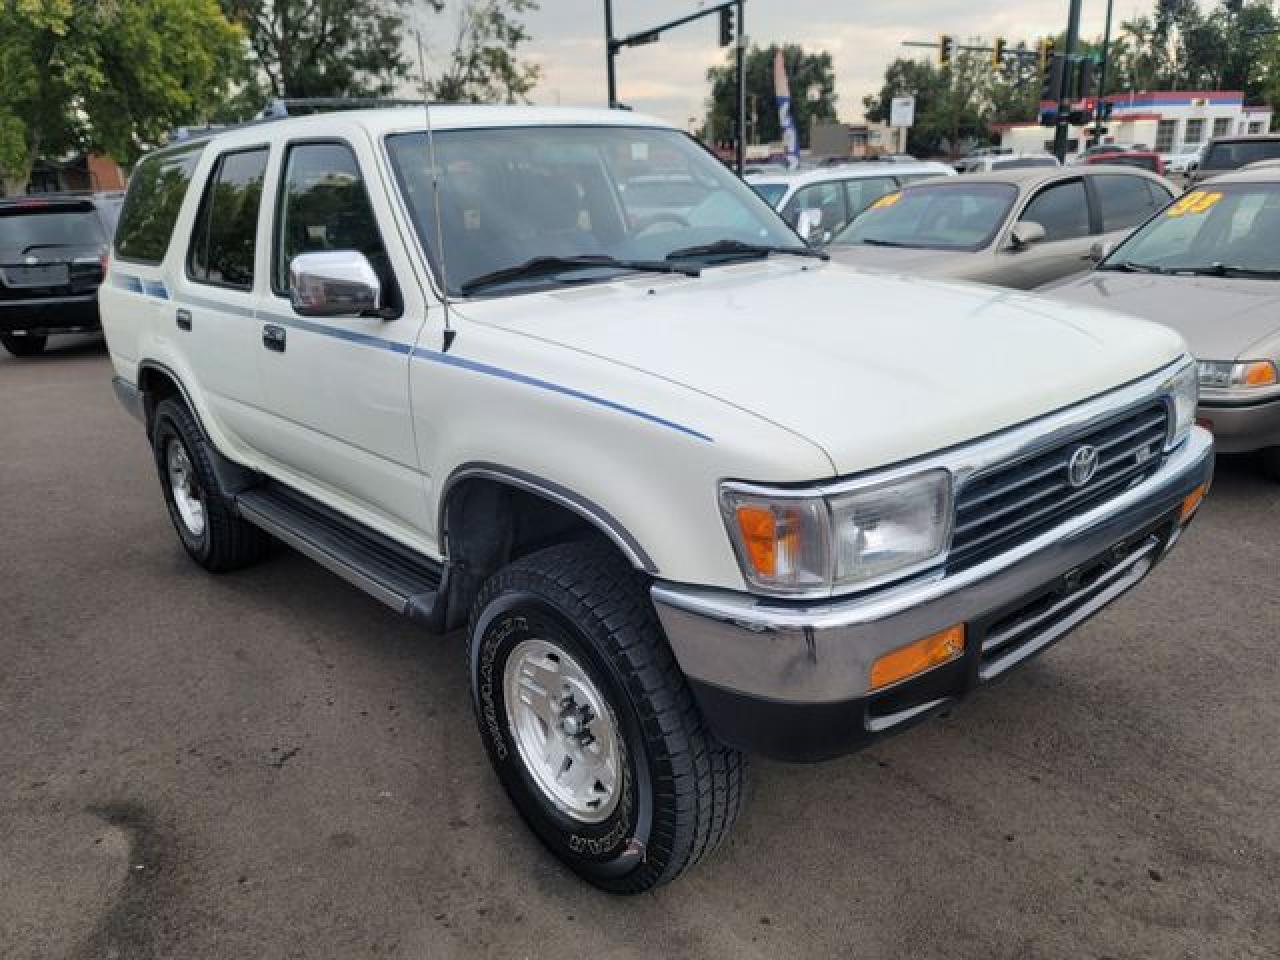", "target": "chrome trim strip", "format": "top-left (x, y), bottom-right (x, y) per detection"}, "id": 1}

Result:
top-left (440, 462), bottom-right (657, 573)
